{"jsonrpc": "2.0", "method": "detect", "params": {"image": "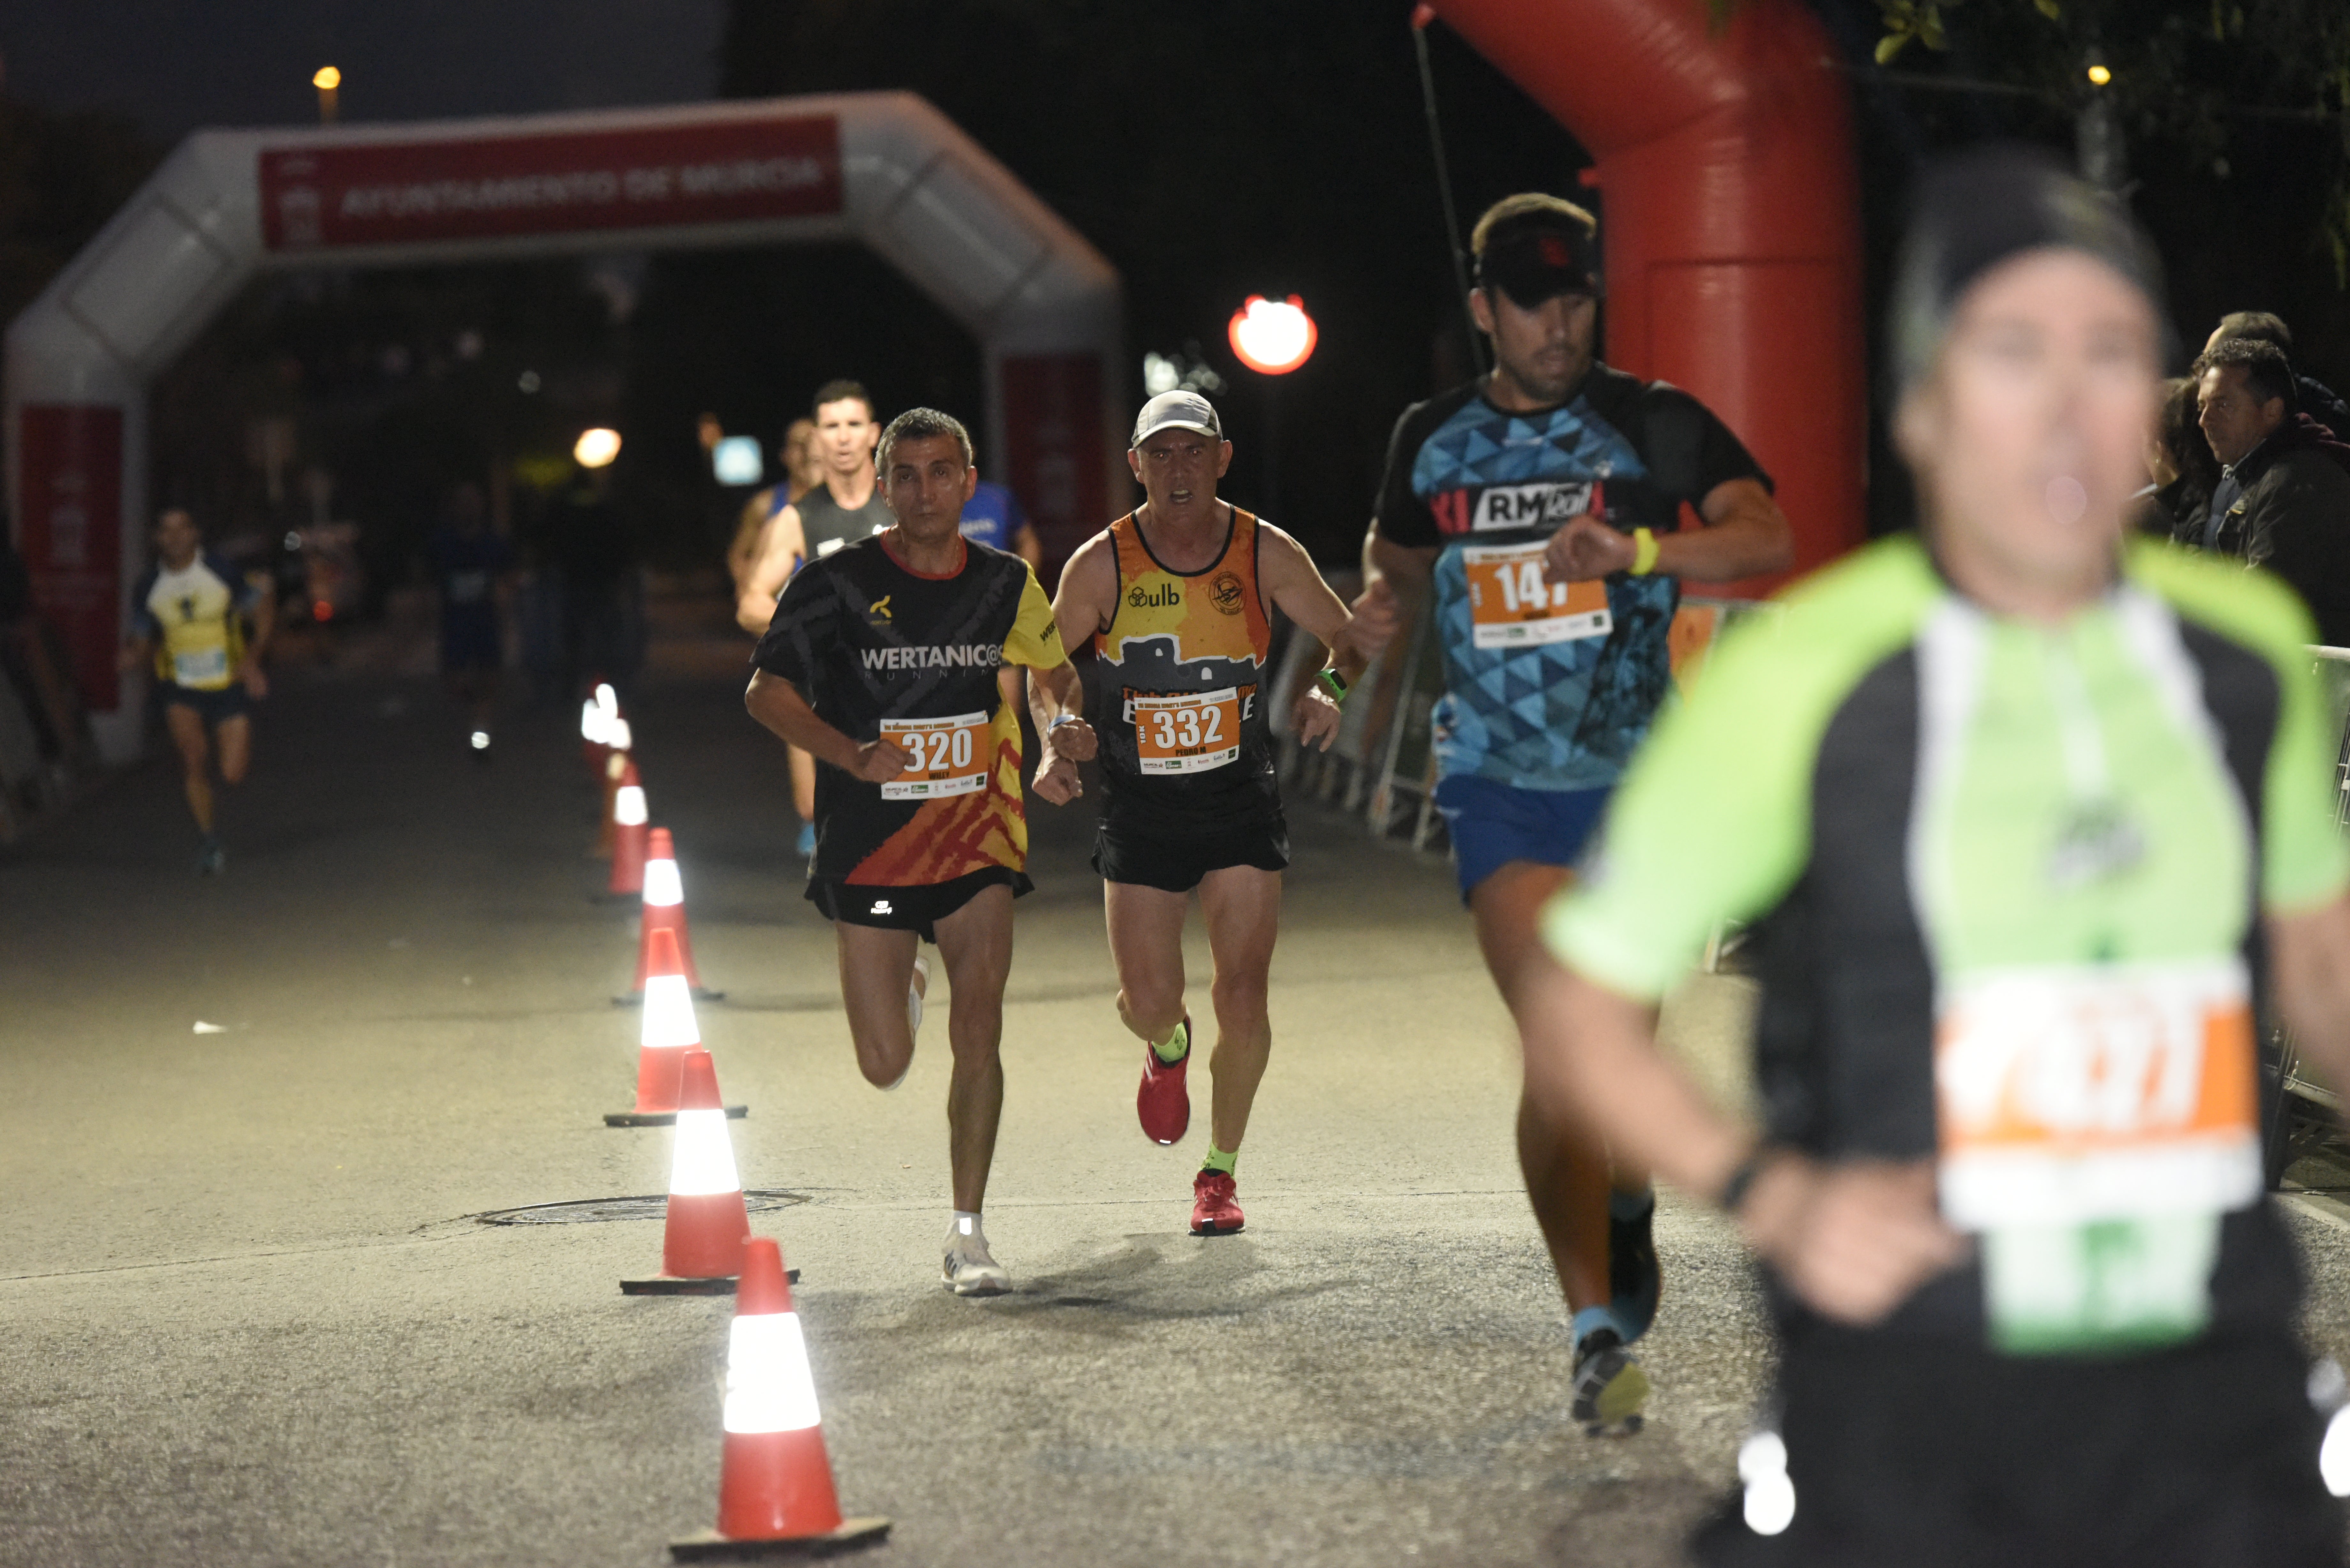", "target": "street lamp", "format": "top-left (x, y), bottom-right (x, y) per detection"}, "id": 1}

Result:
top-left (313, 65), bottom-right (341, 125)
top-left (574, 428), bottom-right (623, 469)
top-left (1226, 295), bottom-right (1318, 524)
top-left (1227, 295), bottom-right (1317, 375)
